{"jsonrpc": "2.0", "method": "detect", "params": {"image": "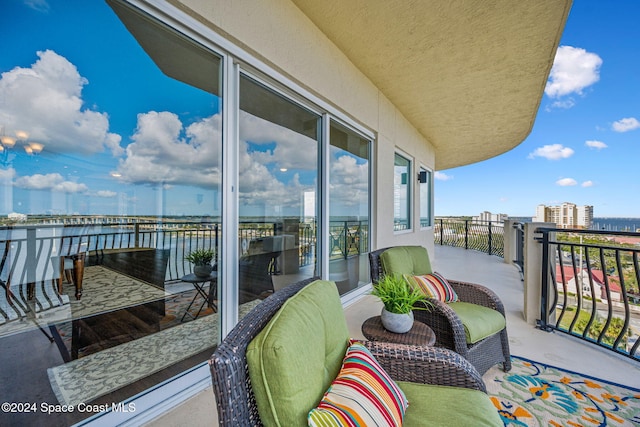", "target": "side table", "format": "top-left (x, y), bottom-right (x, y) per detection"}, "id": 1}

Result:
top-left (361, 316), bottom-right (436, 346)
top-left (180, 272), bottom-right (217, 322)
